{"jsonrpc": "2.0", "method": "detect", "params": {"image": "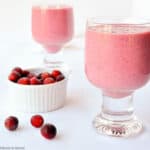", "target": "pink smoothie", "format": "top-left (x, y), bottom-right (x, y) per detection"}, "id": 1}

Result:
top-left (85, 25), bottom-right (150, 98)
top-left (32, 5), bottom-right (74, 53)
